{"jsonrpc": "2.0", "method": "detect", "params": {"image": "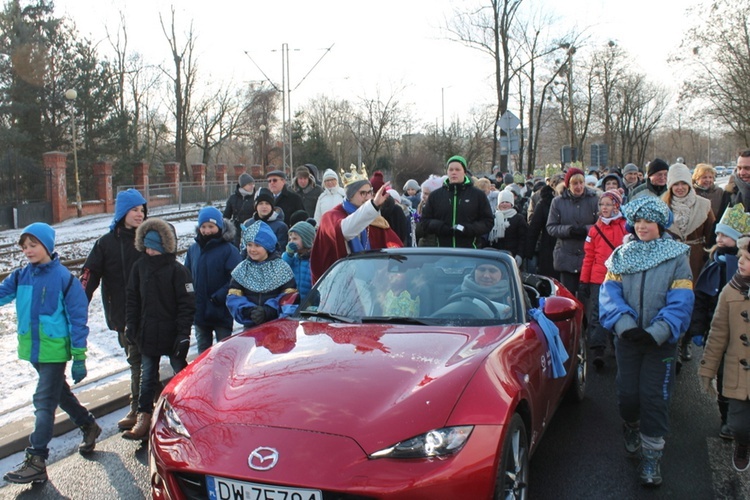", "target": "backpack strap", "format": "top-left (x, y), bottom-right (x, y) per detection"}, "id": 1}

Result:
top-left (594, 224), bottom-right (616, 251)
